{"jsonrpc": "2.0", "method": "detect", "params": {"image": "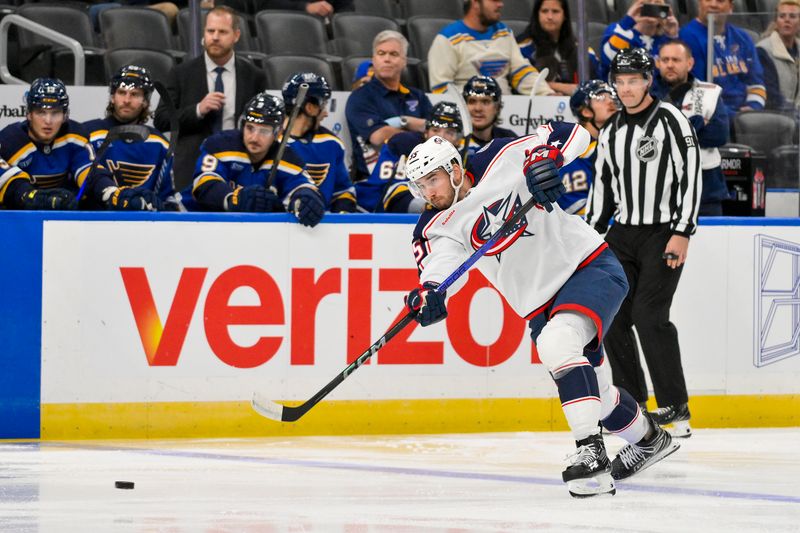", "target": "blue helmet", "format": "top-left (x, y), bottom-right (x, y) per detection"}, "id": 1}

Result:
top-left (240, 91), bottom-right (285, 128)
top-left (281, 72), bottom-right (332, 110)
top-left (426, 101), bottom-right (463, 133)
top-left (570, 80), bottom-right (618, 117)
top-left (26, 78), bottom-right (69, 112)
top-left (462, 75), bottom-right (502, 102)
top-left (110, 65), bottom-right (154, 100)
